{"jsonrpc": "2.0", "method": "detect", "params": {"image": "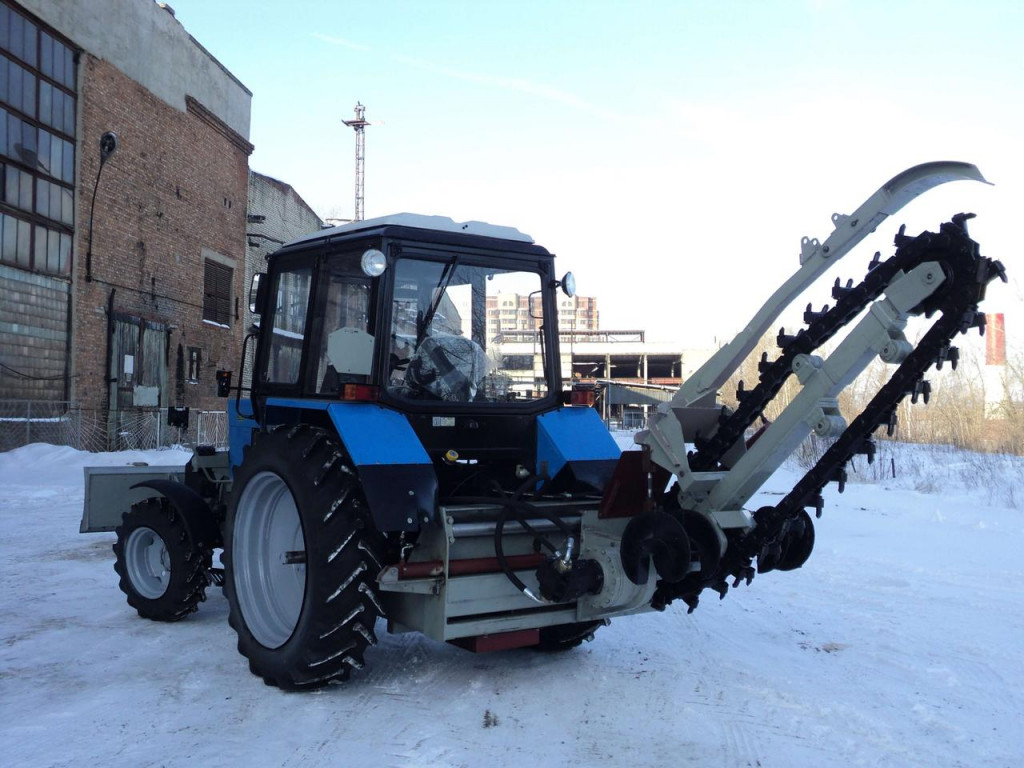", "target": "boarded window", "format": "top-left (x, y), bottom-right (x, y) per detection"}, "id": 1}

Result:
top-left (203, 259), bottom-right (232, 325)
